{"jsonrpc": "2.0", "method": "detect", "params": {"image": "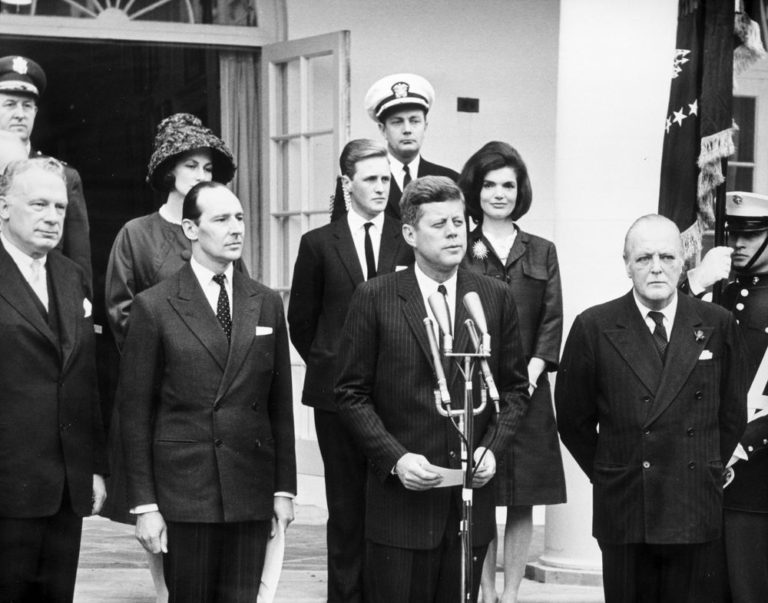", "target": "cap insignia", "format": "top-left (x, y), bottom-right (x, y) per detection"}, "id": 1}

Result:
top-left (733, 195), bottom-right (743, 205)
top-left (12, 57), bottom-right (28, 75)
top-left (391, 81), bottom-right (409, 98)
